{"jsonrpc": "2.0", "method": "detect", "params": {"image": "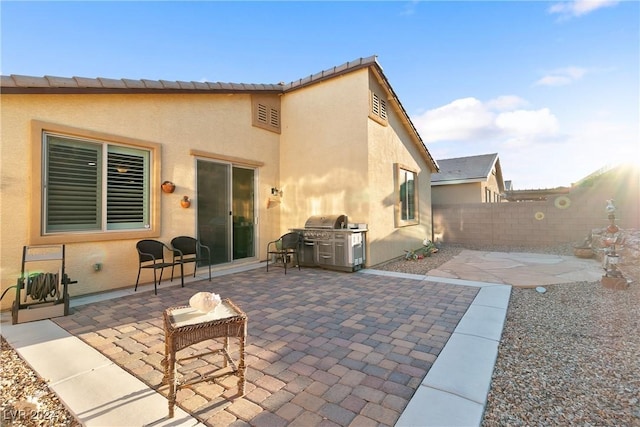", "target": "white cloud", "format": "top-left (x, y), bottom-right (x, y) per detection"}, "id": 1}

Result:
top-left (412, 96), bottom-right (560, 145)
top-left (413, 97), bottom-right (497, 142)
top-left (486, 95), bottom-right (529, 111)
top-left (536, 75), bottom-right (572, 86)
top-left (417, 98), bottom-right (637, 189)
top-left (535, 66), bottom-right (587, 86)
top-left (562, 67), bottom-right (588, 79)
top-left (496, 108), bottom-right (559, 137)
top-left (549, 0), bottom-right (619, 18)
